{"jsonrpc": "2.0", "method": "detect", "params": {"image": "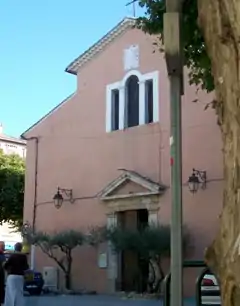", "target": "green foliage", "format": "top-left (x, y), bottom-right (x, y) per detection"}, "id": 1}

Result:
top-left (47, 230), bottom-right (85, 250)
top-left (139, 225), bottom-right (171, 258)
top-left (0, 149), bottom-right (25, 229)
top-left (89, 224), bottom-right (191, 258)
top-left (87, 225), bottom-right (108, 246)
top-left (136, 0), bottom-right (214, 92)
top-left (88, 224), bottom-right (192, 293)
top-left (23, 228), bottom-right (85, 290)
top-left (25, 229), bottom-right (85, 251)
